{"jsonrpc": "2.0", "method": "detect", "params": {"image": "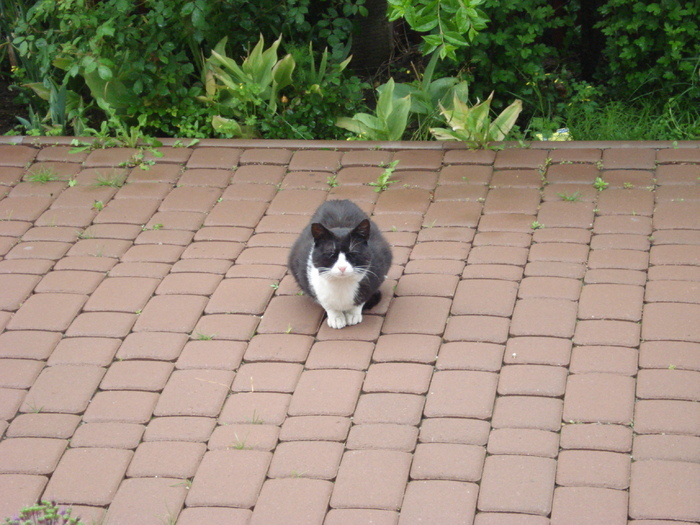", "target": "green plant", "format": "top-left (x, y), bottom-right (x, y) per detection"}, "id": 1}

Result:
top-left (194, 331), bottom-right (215, 341)
top-left (94, 173), bottom-right (125, 188)
top-left (430, 91), bottom-right (522, 148)
top-left (557, 190), bottom-right (581, 202)
top-left (24, 167), bottom-right (60, 184)
top-left (594, 176), bottom-right (609, 191)
top-left (387, 0), bottom-right (489, 60)
top-left (336, 78), bottom-right (411, 141)
top-left (92, 200), bottom-right (104, 211)
top-left (3, 500), bottom-right (84, 525)
top-left (382, 51), bottom-right (470, 139)
top-left (531, 220), bottom-right (544, 229)
top-left (369, 160), bottom-right (399, 192)
top-left (326, 175), bottom-right (339, 188)
top-left (597, 0), bottom-right (700, 101)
